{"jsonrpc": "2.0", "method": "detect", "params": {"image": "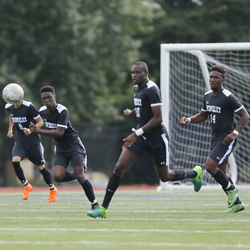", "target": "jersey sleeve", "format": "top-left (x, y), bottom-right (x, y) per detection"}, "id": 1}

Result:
top-left (148, 86), bottom-right (162, 107)
top-left (228, 94), bottom-right (243, 112)
top-left (202, 95), bottom-right (208, 112)
top-left (29, 103), bottom-right (40, 120)
top-left (57, 109), bottom-right (68, 128)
